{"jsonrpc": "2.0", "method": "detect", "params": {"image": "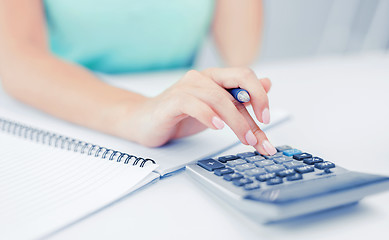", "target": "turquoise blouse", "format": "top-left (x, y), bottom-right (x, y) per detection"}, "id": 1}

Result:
top-left (44, 0), bottom-right (214, 73)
